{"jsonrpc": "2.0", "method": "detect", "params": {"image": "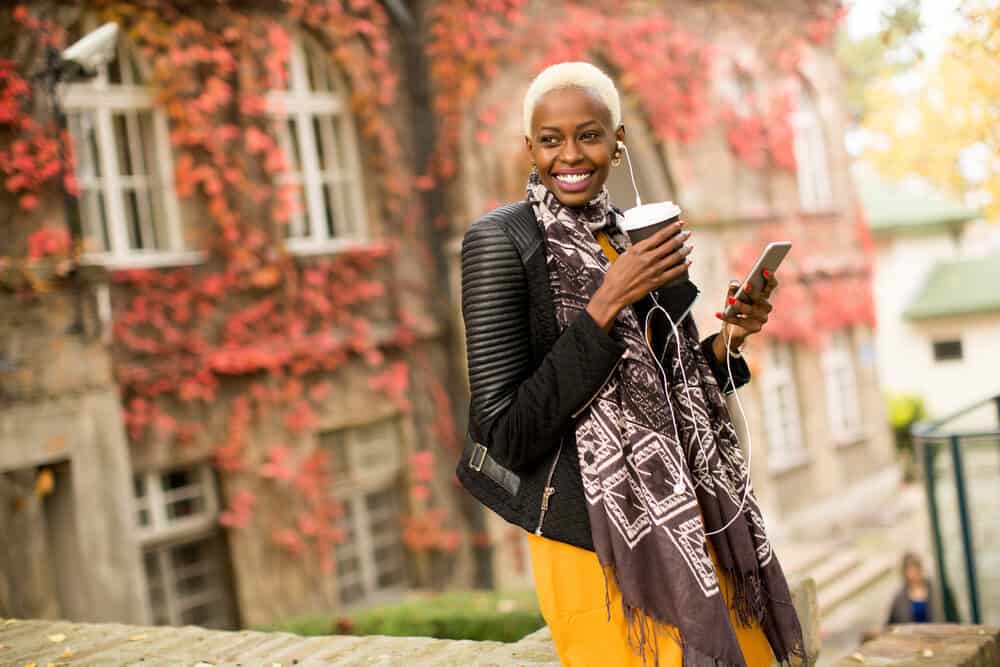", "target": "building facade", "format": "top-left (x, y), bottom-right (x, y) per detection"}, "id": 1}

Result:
top-left (859, 177), bottom-right (1000, 417)
top-left (1, 2), bottom-right (481, 628)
